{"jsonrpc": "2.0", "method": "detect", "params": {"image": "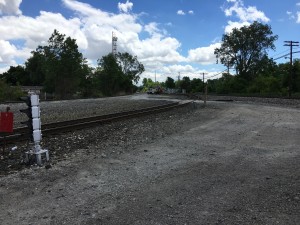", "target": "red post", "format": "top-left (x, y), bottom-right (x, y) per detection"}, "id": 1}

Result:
top-left (0, 112), bottom-right (14, 133)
